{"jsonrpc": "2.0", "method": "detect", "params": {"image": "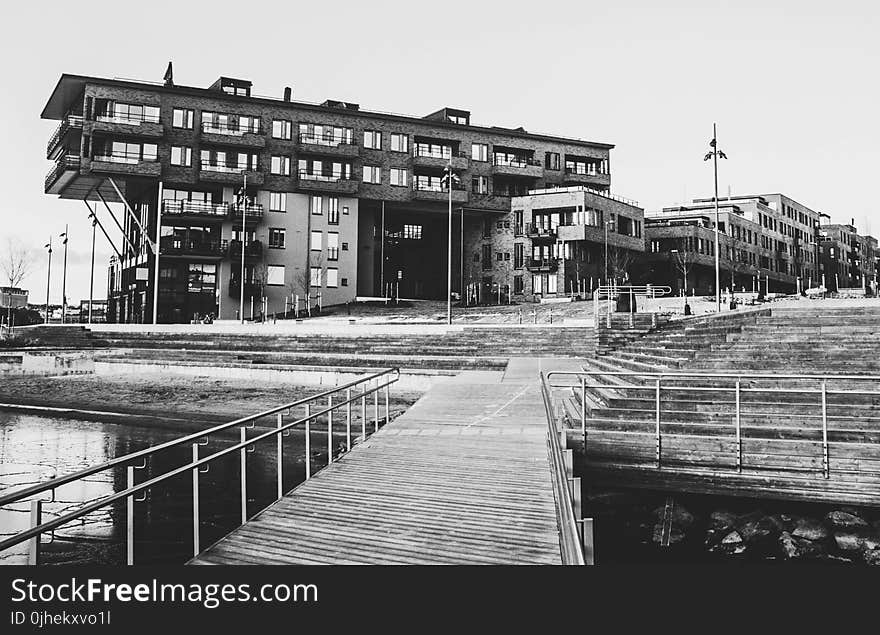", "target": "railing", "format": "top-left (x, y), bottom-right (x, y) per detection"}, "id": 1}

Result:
top-left (565, 166), bottom-right (607, 177)
top-left (225, 239), bottom-right (263, 258)
top-left (95, 112), bottom-right (161, 125)
top-left (201, 122), bottom-right (261, 136)
top-left (412, 181), bottom-right (467, 193)
top-left (0, 369), bottom-right (399, 565)
top-left (527, 185), bottom-right (640, 208)
top-left (298, 133), bottom-right (354, 147)
top-left (229, 203), bottom-right (264, 219)
top-left (160, 240), bottom-right (225, 257)
top-left (526, 257), bottom-right (558, 272)
top-left (413, 146), bottom-right (453, 159)
top-left (162, 199), bottom-right (231, 218)
top-left (493, 155), bottom-right (542, 168)
top-left (544, 370), bottom-right (880, 482)
top-left (593, 284), bottom-right (672, 329)
top-left (539, 372), bottom-right (588, 565)
top-left (44, 153), bottom-right (80, 190)
top-left (526, 223), bottom-right (557, 239)
top-left (298, 170), bottom-right (351, 182)
top-left (93, 153), bottom-right (157, 165)
top-left (46, 114), bottom-right (83, 156)
top-left (201, 163), bottom-right (249, 174)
